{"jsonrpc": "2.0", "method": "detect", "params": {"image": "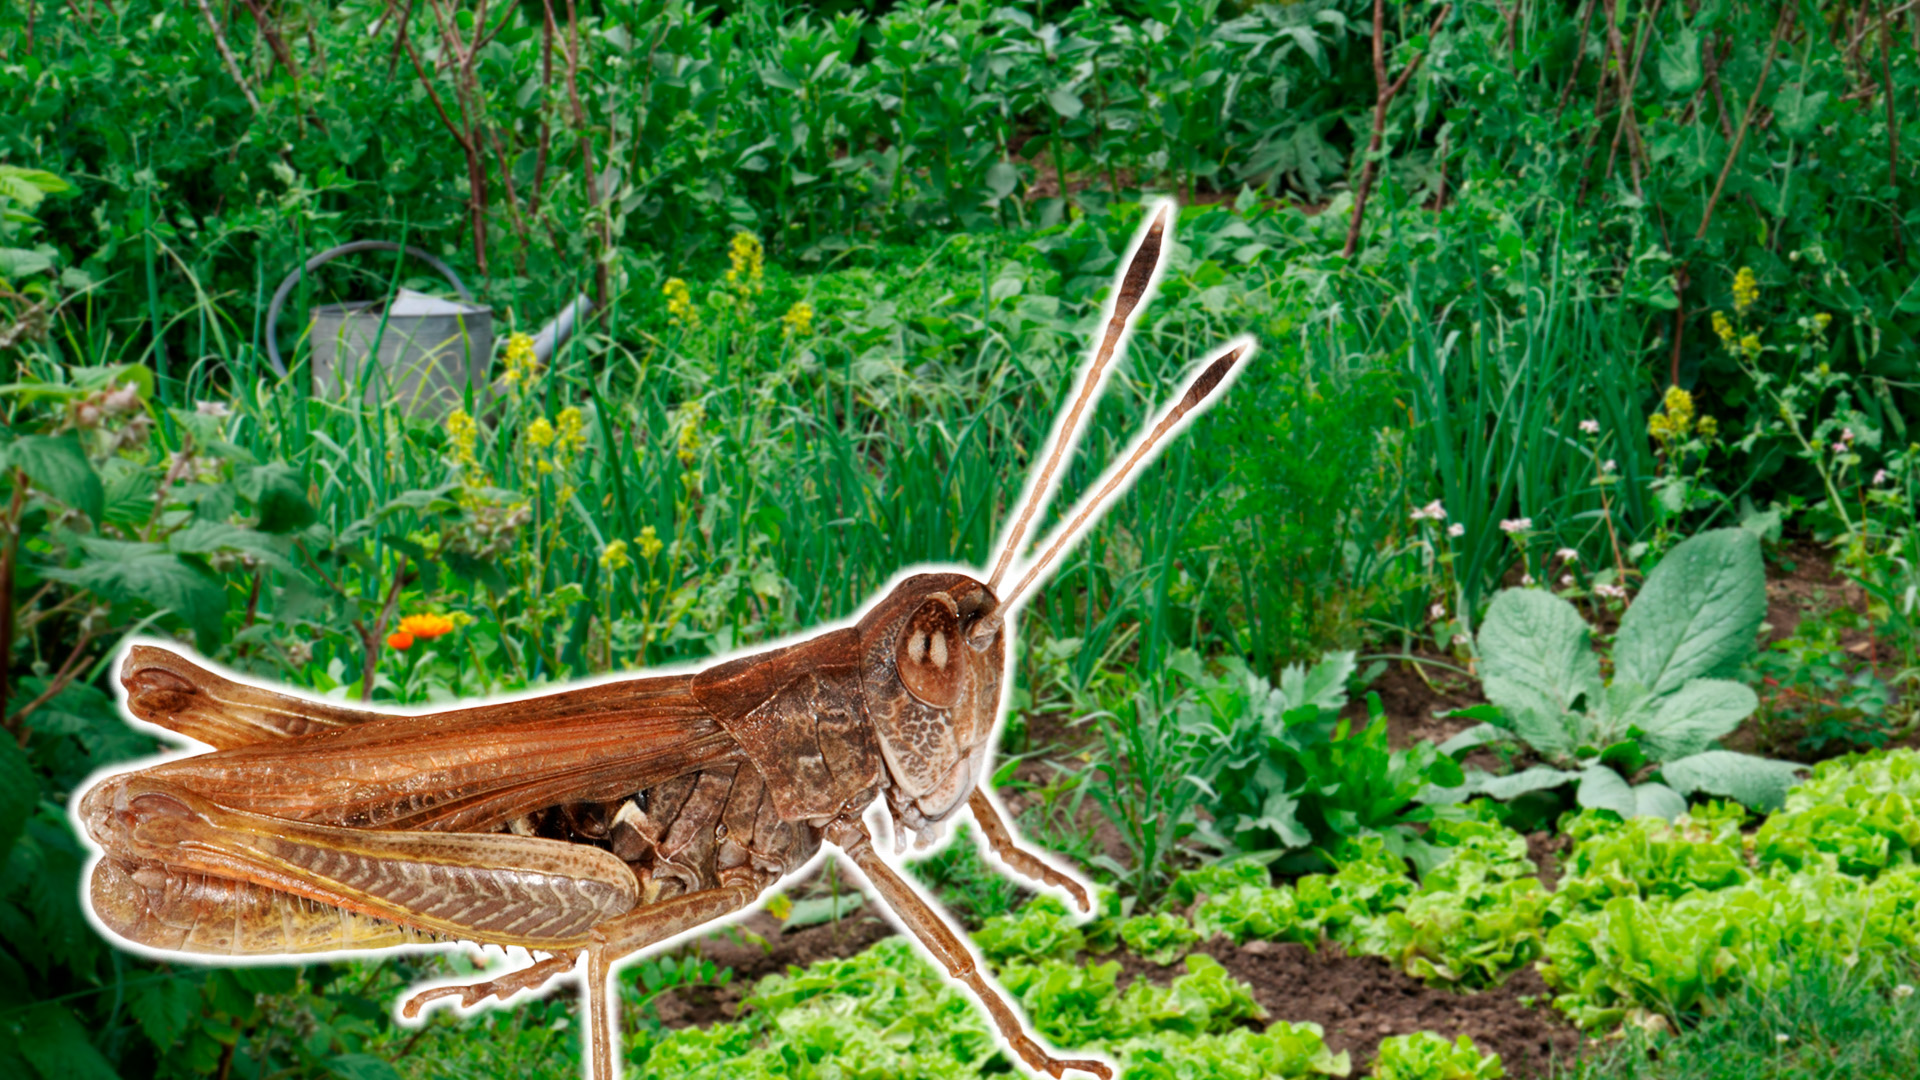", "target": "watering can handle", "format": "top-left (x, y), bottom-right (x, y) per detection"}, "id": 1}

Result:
top-left (264, 241), bottom-right (475, 378)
